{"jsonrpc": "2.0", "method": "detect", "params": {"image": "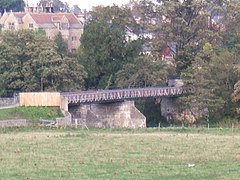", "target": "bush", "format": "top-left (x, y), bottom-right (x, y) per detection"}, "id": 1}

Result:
top-left (217, 118), bottom-right (240, 128)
